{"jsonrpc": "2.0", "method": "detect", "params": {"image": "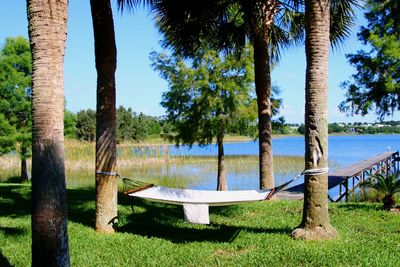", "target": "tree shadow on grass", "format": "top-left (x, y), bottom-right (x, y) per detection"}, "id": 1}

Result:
top-left (0, 184), bottom-right (31, 218)
top-left (0, 185), bottom-right (292, 242)
top-left (67, 188), bottom-right (96, 228)
top-left (0, 226), bottom-right (26, 236)
top-left (0, 250), bottom-right (12, 267)
top-left (5, 176), bottom-right (22, 183)
top-left (0, 184), bottom-right (97, 227)
top-left (118, 198), bottom-right (292, 243)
